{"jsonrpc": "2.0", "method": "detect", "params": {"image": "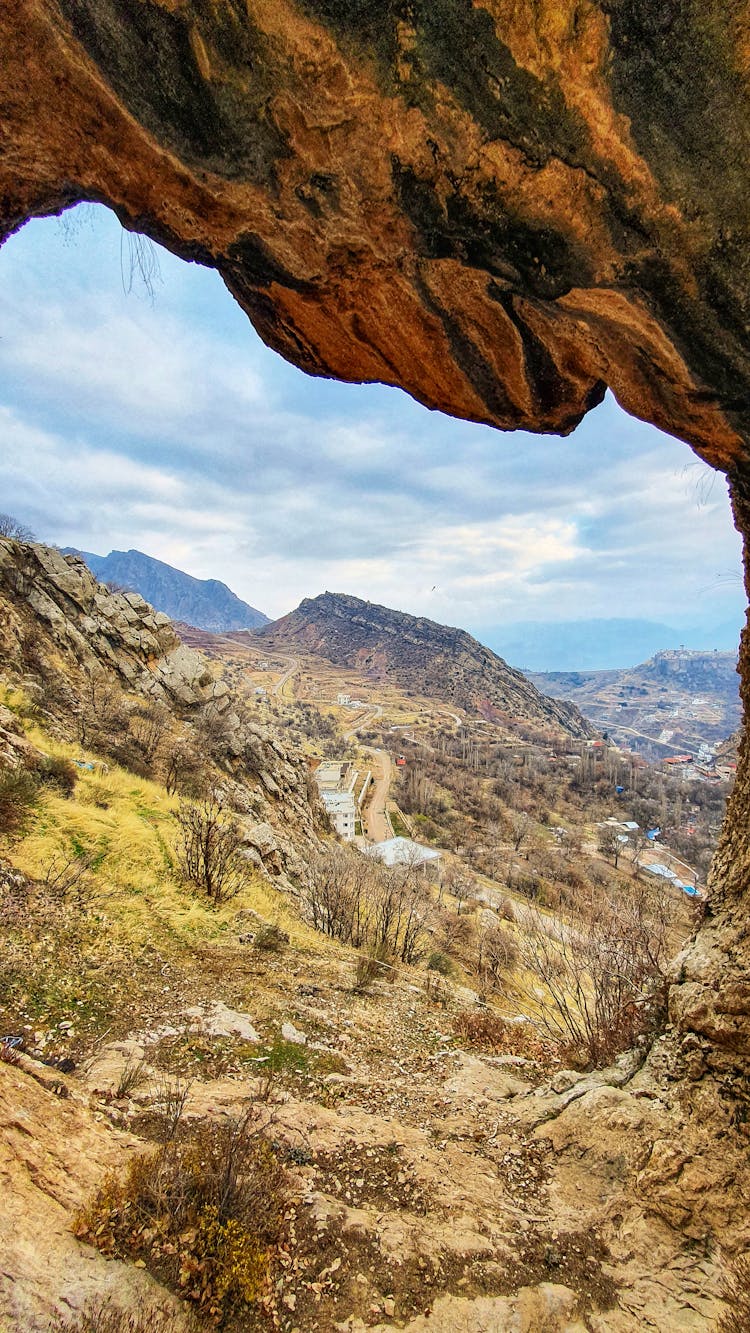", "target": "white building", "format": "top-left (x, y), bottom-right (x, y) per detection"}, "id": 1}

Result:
top-left (364, 837), bottom-right (441, 873)
top-left (321, 790), bottom-right (356, 841)
top-left (336, 692), bottom-right (351, 706)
